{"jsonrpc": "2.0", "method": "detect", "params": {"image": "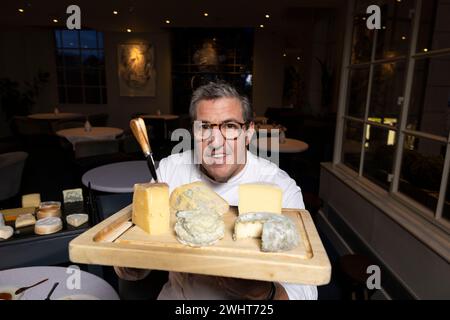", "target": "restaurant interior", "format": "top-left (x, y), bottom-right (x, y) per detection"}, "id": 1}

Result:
top-left (0, 0), bottom-right (449, 300)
